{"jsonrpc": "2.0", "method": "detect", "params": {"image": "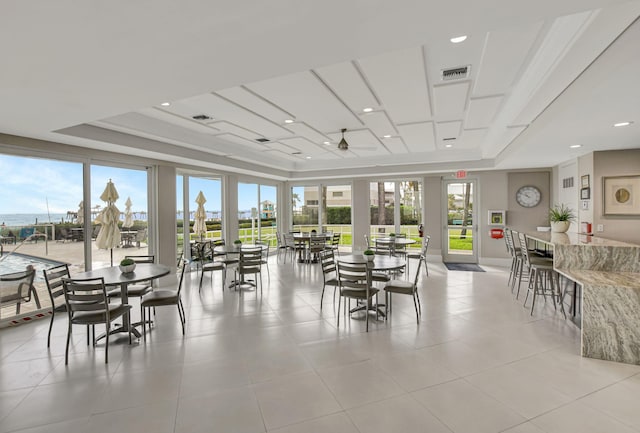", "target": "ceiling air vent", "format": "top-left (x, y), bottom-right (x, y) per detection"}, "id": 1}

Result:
top-left (255, 138), bottom-right (270, 143)
top-left (192, 114), bottom-right (212, 121)
top-left (443, 137), bottom-right (457, 141)
top-left (441, 65), bottom-right (470, 81)
top-left (292, 151), bottom-right (302, 155)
